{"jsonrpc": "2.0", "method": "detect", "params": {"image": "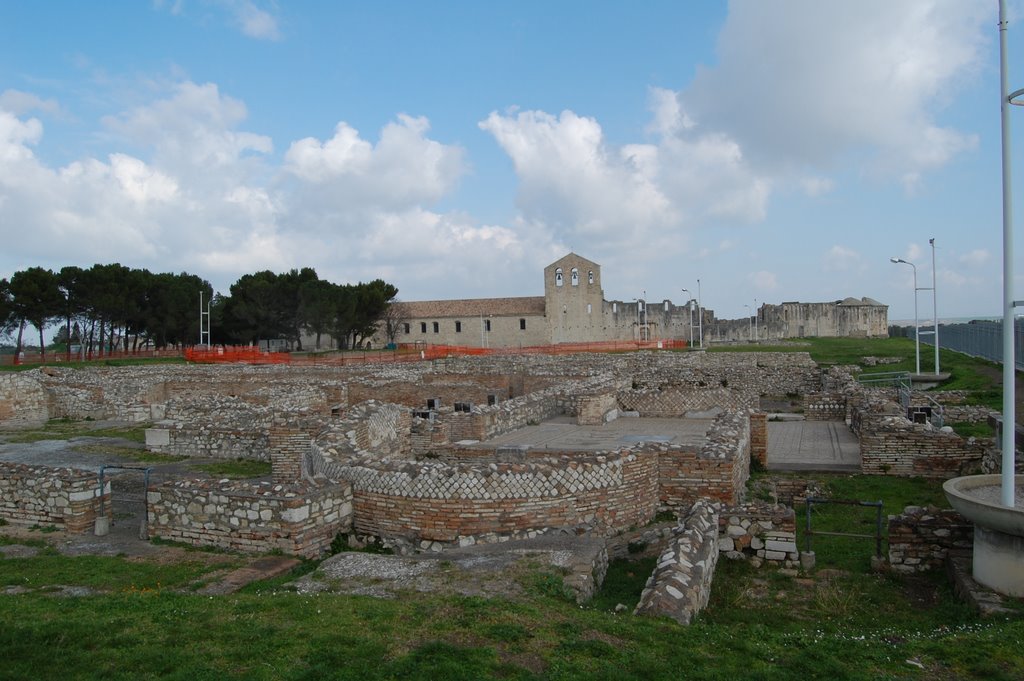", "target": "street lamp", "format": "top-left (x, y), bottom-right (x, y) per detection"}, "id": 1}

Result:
top-left (890, 257), bottom-right (921, 375)
top-left (754, 298), bottom-right (759, 342)
top-left (697, 279), bottom-right (703, 349)
top-left (681, 289), bottom-right (694, 347)
top-left (929, 238), bottom-right (939, 374)
top-left (643, 289), bottom-right (649, 341)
